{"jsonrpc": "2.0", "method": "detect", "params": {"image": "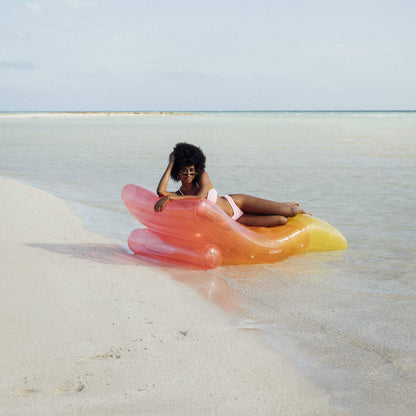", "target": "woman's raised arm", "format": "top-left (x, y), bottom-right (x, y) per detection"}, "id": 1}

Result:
top-left (156, 152), bottom-right (177, 196)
